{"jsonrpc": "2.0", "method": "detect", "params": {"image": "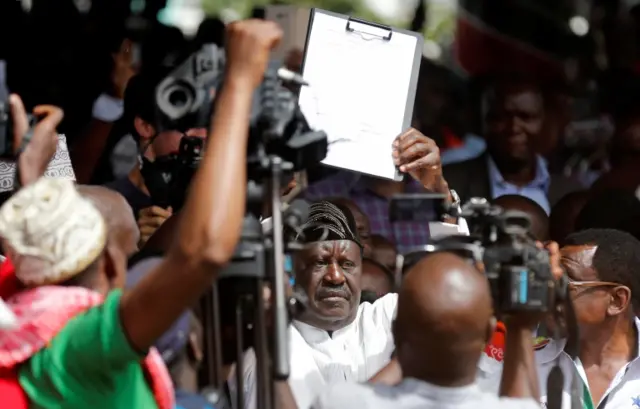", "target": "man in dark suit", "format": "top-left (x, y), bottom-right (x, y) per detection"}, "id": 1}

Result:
top-left (443, 78), bottom-right (582, 214)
